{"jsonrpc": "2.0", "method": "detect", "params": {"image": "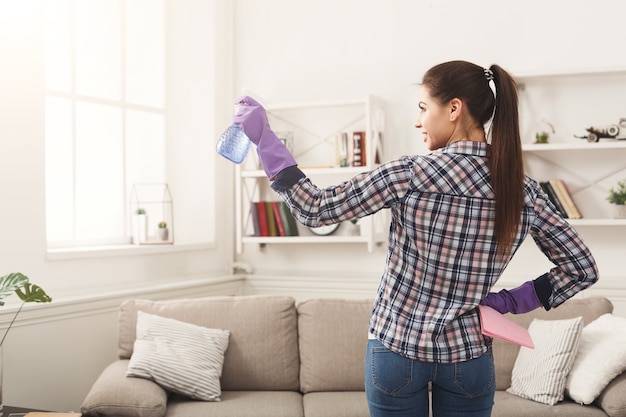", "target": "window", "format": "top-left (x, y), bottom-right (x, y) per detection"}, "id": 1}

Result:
top-left (44, 0), bottom-right (165, 247)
